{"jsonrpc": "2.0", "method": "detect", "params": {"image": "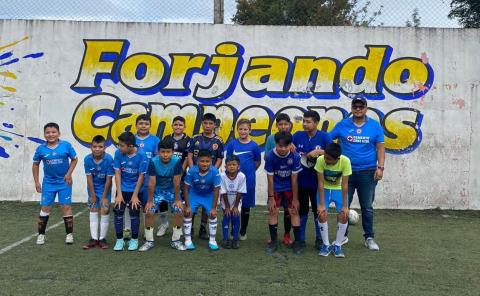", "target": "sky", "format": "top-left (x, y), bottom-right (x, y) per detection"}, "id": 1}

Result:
top-left (0, 0), bottom-right (460, 28)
